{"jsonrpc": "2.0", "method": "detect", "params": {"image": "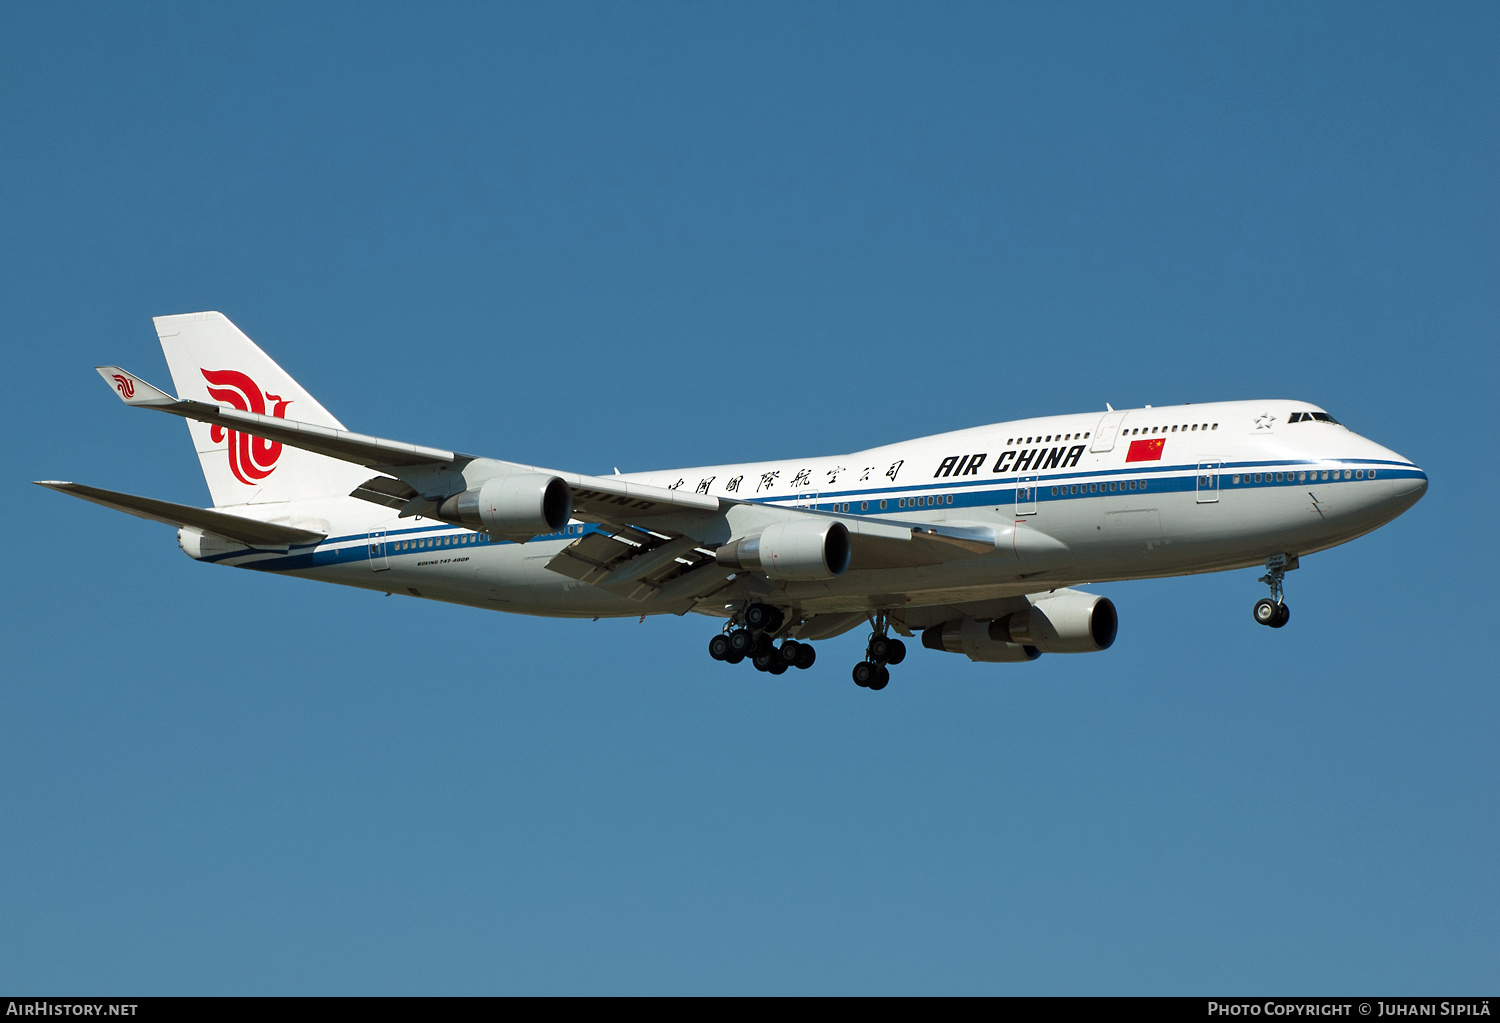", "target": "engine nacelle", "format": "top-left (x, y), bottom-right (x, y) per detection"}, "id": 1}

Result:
top-left (992, 589), bottom-right (1117, 653)
top-left (714, 520), bottom-right (851, 580)
top-left (439, 473), bottom-right (573, 536)
top-left (921, 618), bottom-right (1041, 662)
